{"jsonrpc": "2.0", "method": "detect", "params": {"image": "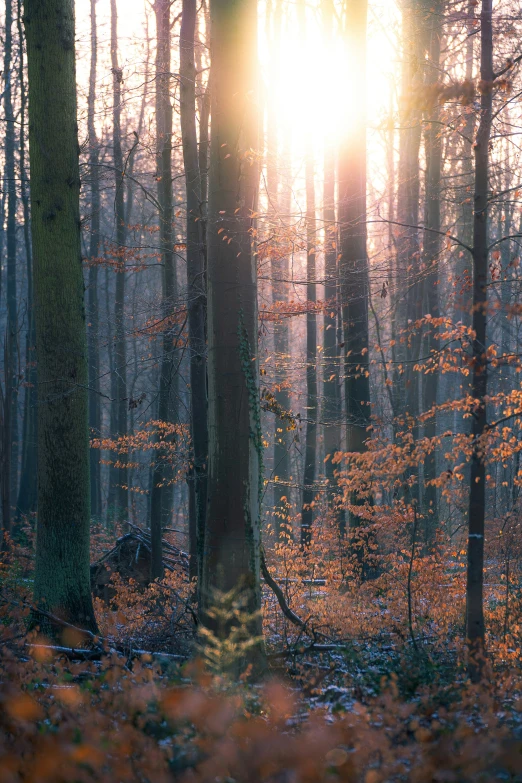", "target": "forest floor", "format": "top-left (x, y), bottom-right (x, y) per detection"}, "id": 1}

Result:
top-left (2, 528), bottom-right (522, 781)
